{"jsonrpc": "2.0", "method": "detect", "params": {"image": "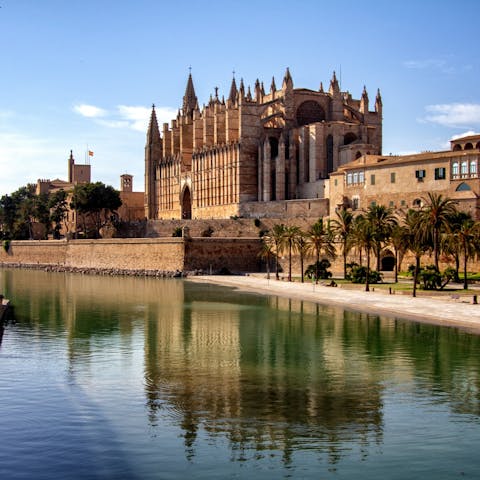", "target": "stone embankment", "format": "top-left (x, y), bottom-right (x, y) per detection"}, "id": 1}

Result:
top-left (0, 262), bottom-right (210, 277)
